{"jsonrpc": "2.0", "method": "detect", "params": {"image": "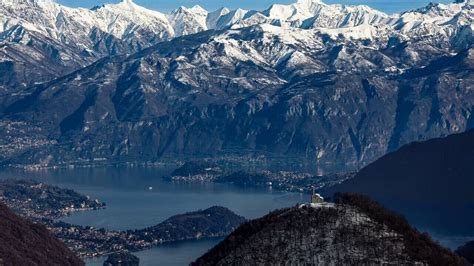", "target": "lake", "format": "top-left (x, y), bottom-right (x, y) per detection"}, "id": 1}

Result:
top-left (0, 167), bottom-right (307, 265)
